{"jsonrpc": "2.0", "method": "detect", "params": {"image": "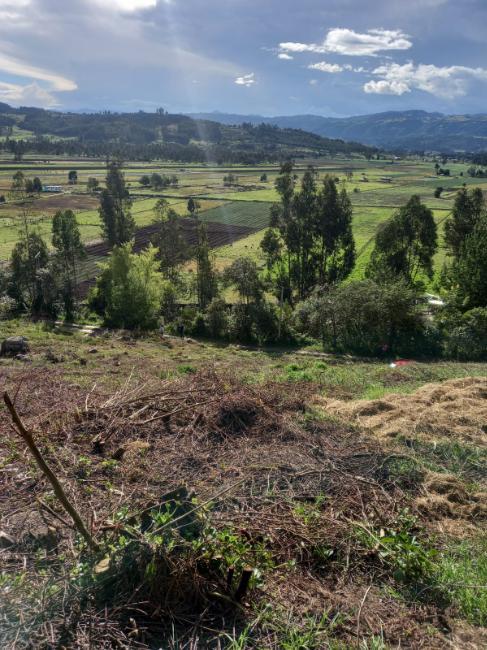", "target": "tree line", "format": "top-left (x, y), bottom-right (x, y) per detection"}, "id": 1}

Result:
top-left (1, 161), bottom-right (486, 360)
